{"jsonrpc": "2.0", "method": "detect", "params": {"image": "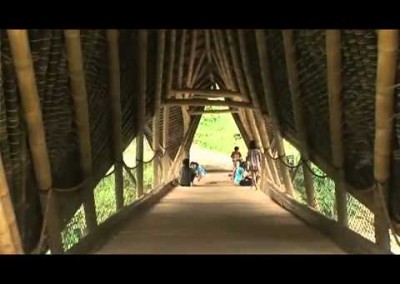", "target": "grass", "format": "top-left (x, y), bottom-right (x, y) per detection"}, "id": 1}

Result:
top-left (61, 137), bottom-right (154, 251)
top-left (192, 107), bottom-right (247, 155)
